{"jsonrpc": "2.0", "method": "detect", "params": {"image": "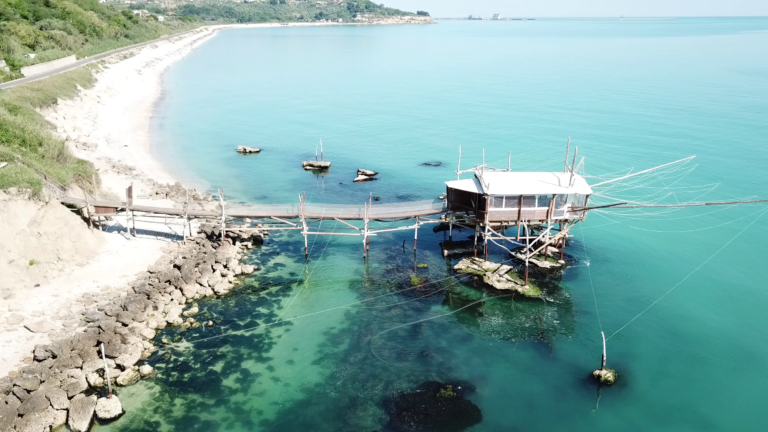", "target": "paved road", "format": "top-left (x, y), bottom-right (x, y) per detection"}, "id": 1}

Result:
top-left (0, 28), bottom-right (204, 91)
